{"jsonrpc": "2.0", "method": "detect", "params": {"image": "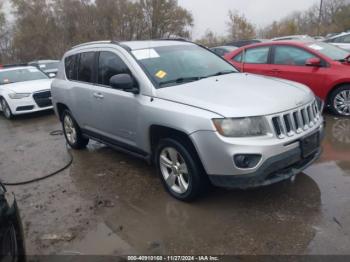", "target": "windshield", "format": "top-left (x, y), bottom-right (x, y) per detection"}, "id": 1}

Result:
top-left (0, 68), bottom-right (49, 85)
top-left (307, 42), bottom-right (349, 61)
top-left (132, 45), bottom-right (237, 88)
